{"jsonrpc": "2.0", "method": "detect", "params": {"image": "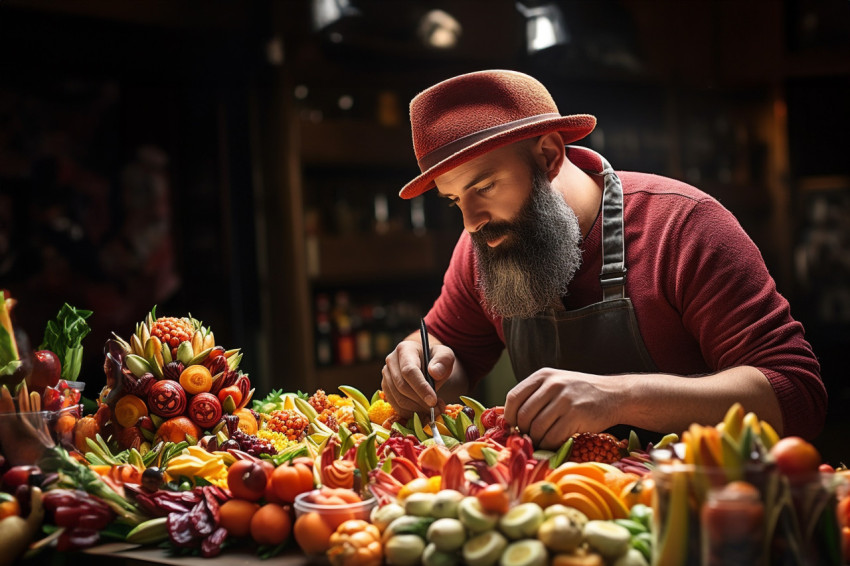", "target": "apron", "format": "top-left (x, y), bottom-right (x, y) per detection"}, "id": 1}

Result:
top-left (502, 146), bottom-right (662, 442)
